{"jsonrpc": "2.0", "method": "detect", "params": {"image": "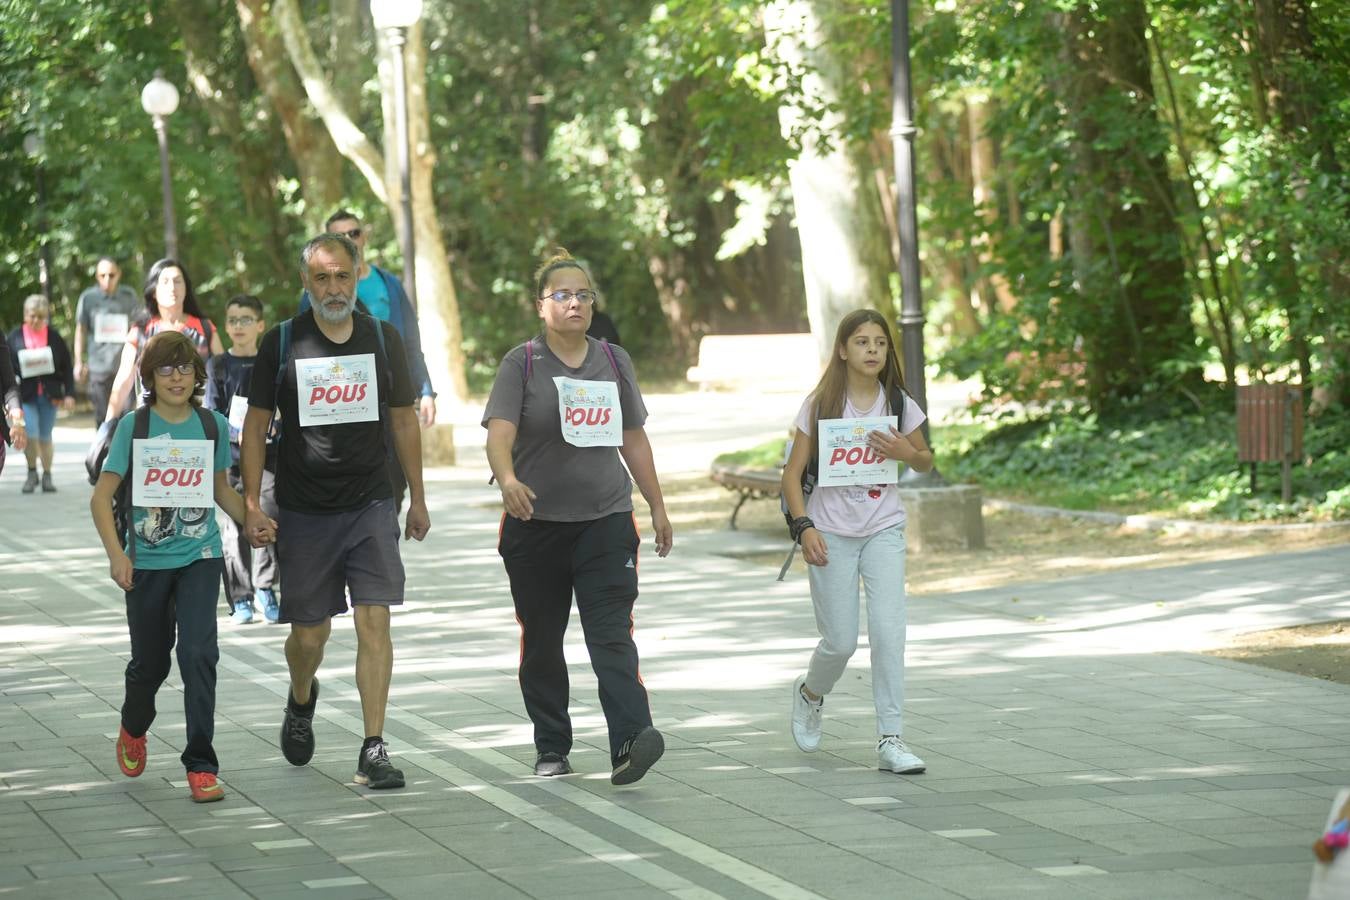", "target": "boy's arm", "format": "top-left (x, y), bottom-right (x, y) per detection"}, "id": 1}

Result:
top-left (90, 470), bottom-right (133, 590)
top-left (213, 470), bottom-right (248, 525)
